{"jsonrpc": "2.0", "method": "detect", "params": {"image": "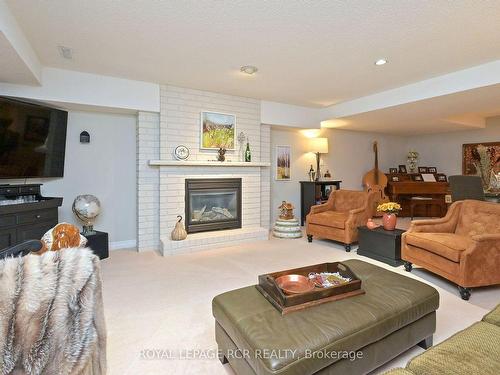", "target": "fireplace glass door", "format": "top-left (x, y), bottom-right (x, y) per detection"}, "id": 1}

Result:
top-left (185, 179), bottom-right (242, 233)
